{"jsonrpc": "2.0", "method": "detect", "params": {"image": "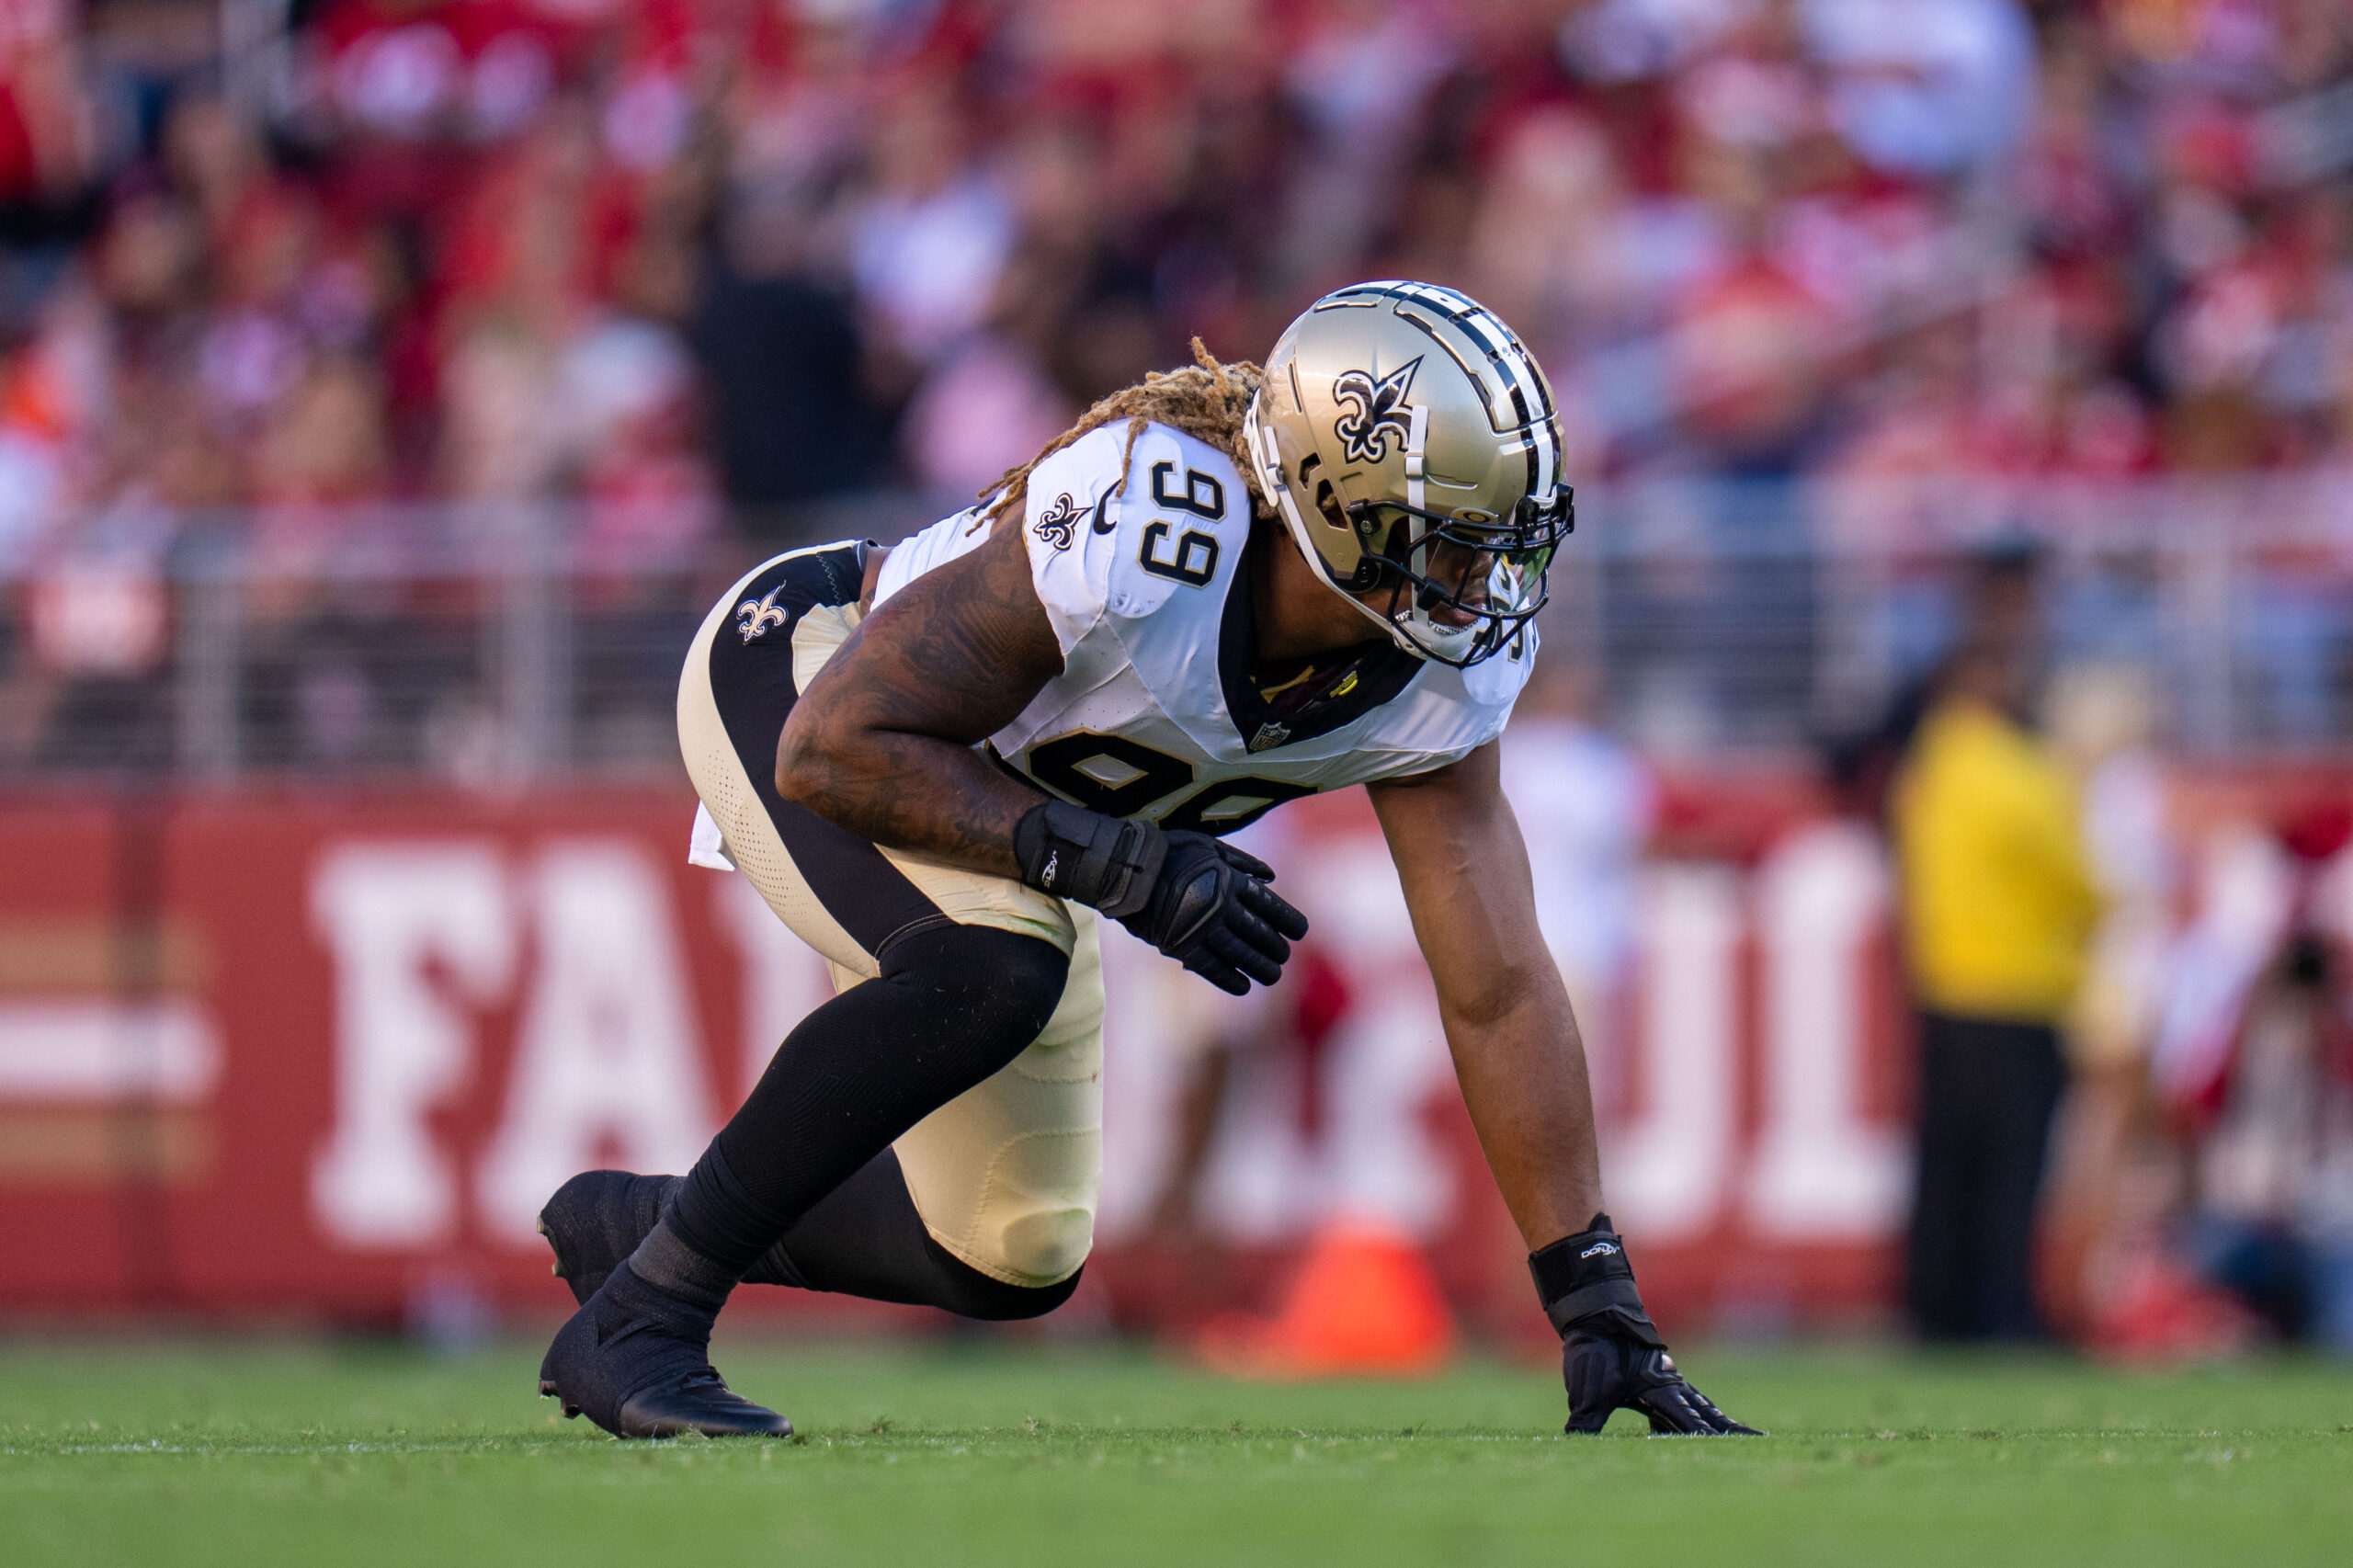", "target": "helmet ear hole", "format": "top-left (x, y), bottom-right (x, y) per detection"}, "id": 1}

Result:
top-left (1313, 481), bottom-right (1347, 533)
